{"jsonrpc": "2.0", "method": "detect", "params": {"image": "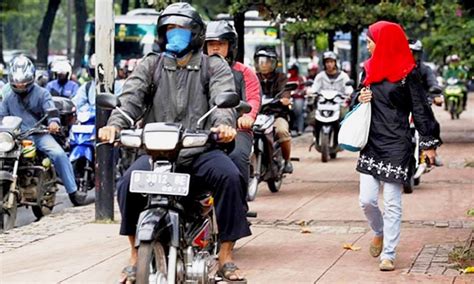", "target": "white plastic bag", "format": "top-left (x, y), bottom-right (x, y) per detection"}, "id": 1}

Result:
top-left (338, 102), bottom-right (371, 152)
